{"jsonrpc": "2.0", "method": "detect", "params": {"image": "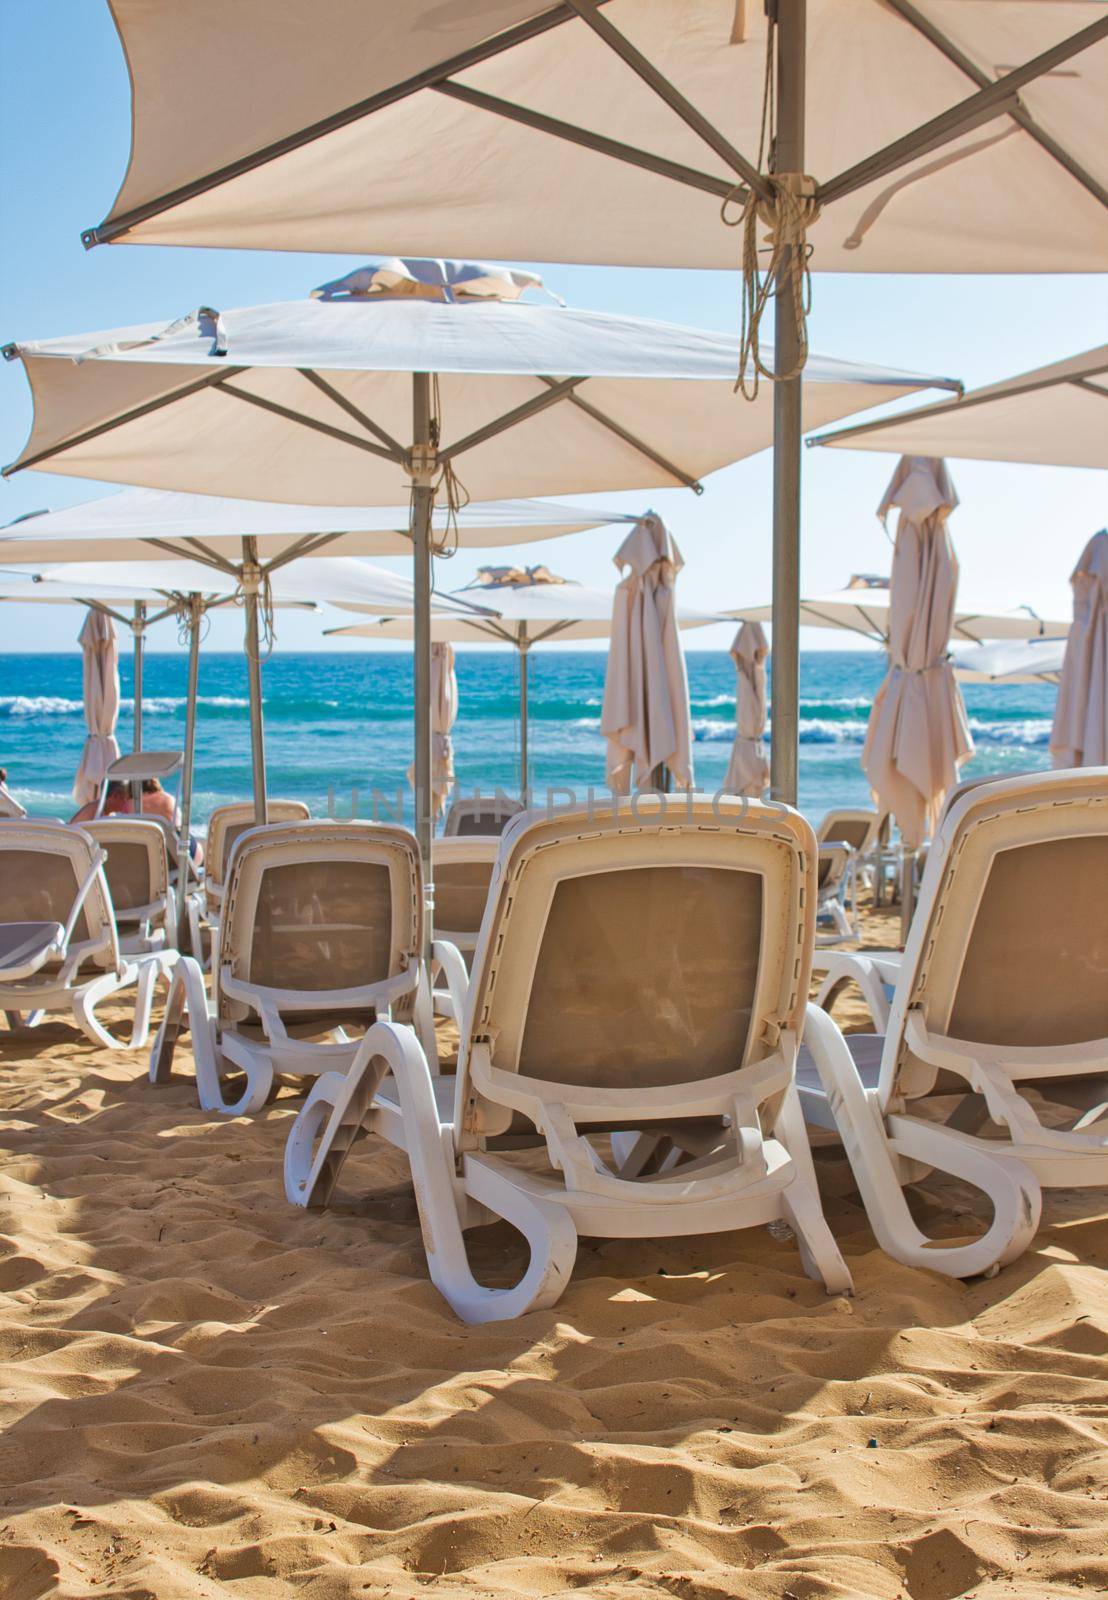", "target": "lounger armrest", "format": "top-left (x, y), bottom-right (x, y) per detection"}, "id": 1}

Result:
top-left (432, 939), bottom-right (469, 1031)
